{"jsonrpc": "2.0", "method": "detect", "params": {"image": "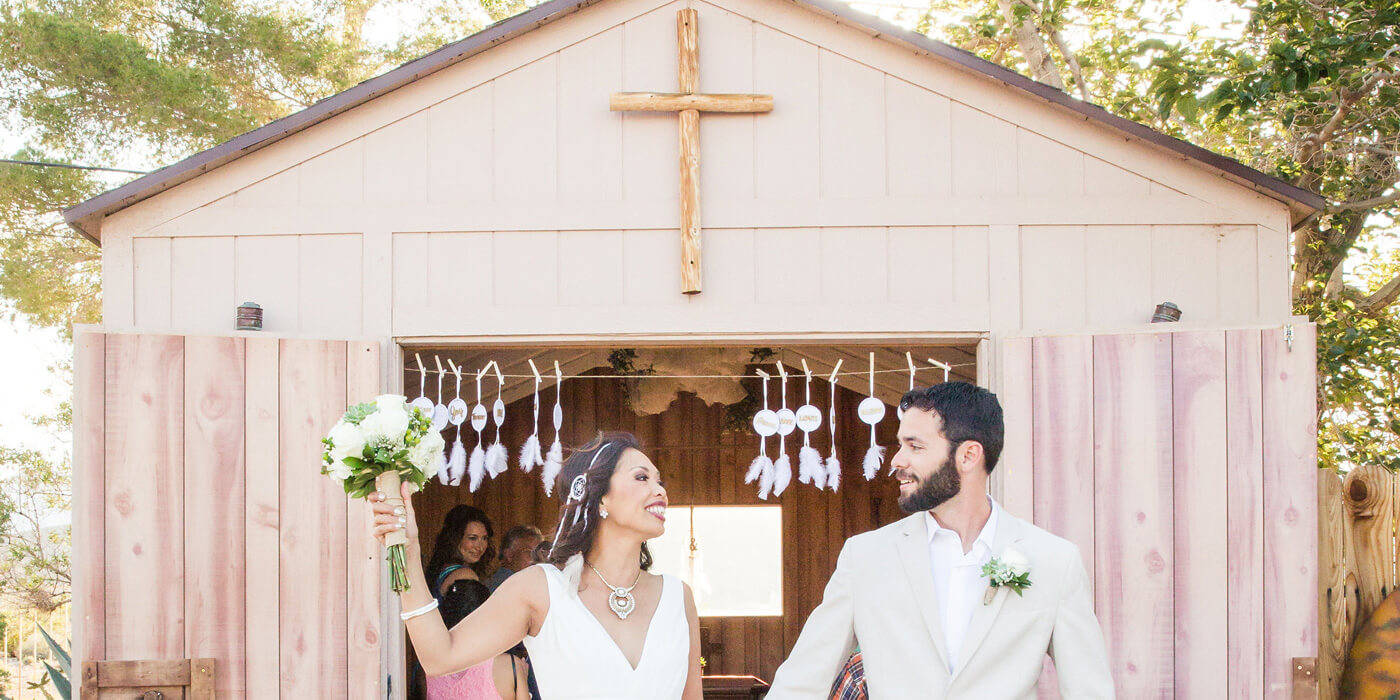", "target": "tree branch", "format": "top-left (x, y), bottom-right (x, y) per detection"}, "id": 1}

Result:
top-left (1357, 272), bottom-right (1400, 314)
top-left (1331, 189), bottom-right (1400, 212)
